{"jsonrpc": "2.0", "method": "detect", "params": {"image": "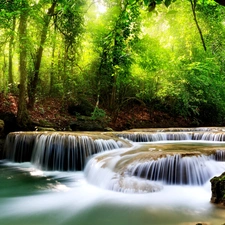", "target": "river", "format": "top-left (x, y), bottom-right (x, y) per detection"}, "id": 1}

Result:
top-left (1, 129), bottom-right (225, 225)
